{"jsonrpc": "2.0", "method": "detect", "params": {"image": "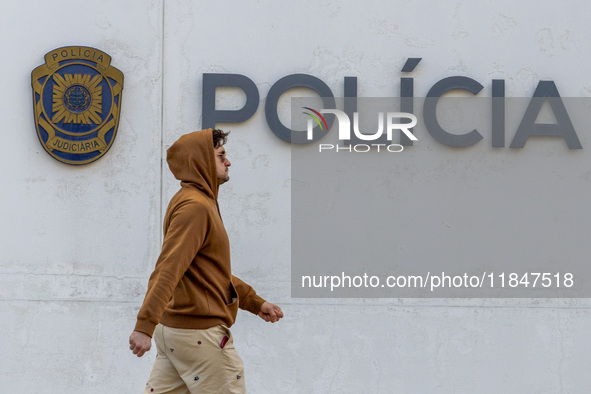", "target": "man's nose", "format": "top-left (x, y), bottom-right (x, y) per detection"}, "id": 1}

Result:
top-left (225, 158), bottom-right (231, 166)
